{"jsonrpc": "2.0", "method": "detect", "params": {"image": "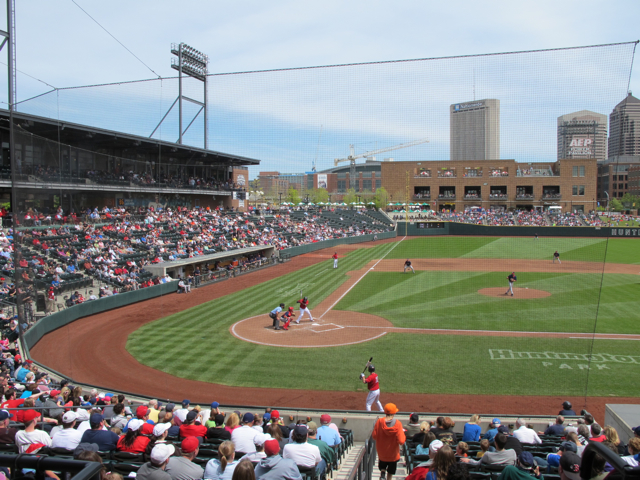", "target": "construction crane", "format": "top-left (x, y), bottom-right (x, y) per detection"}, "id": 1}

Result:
top-left (334, 138), bottom-right (429, 190)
